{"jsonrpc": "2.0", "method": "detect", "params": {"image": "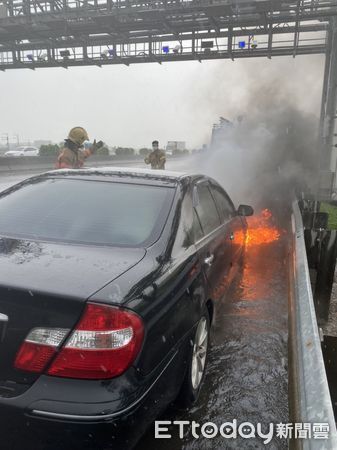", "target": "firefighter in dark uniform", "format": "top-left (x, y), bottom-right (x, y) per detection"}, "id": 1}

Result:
top-left (144, 140), bottom-right (166, 170)
top-left (55, 127), bottom-right (103, 169)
